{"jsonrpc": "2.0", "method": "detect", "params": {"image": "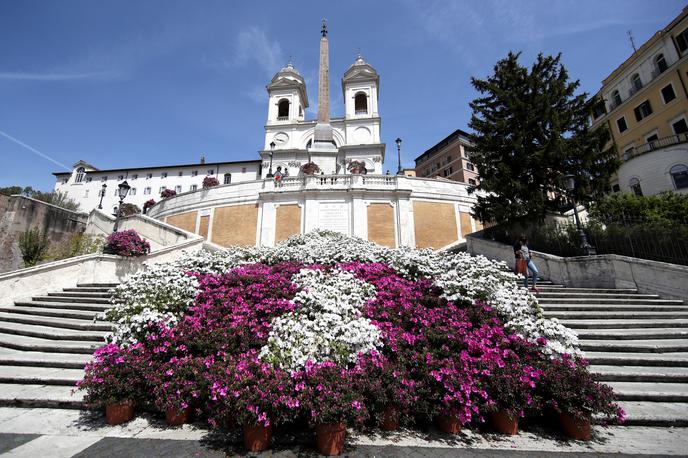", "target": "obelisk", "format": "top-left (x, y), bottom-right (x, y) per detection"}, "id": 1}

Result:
top-left (310, 19), bottom-right (338, 173)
